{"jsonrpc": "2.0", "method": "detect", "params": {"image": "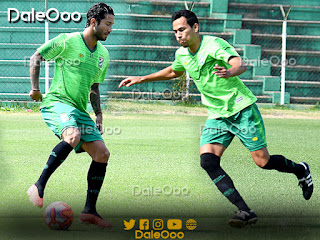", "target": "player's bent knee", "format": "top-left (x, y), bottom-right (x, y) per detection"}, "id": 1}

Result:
top-left (253, 156), bottom-right (269, 168)
top-left (62, 128), bottom-right (81, 148)
top-left (251, 147), bottom-right (270, 168)
top-left (258, 161), bottom-right (268, 168)
top-left (200, 153), bottom-right (221, 171)
top-left (94, 149), bottom-right (110, 163)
